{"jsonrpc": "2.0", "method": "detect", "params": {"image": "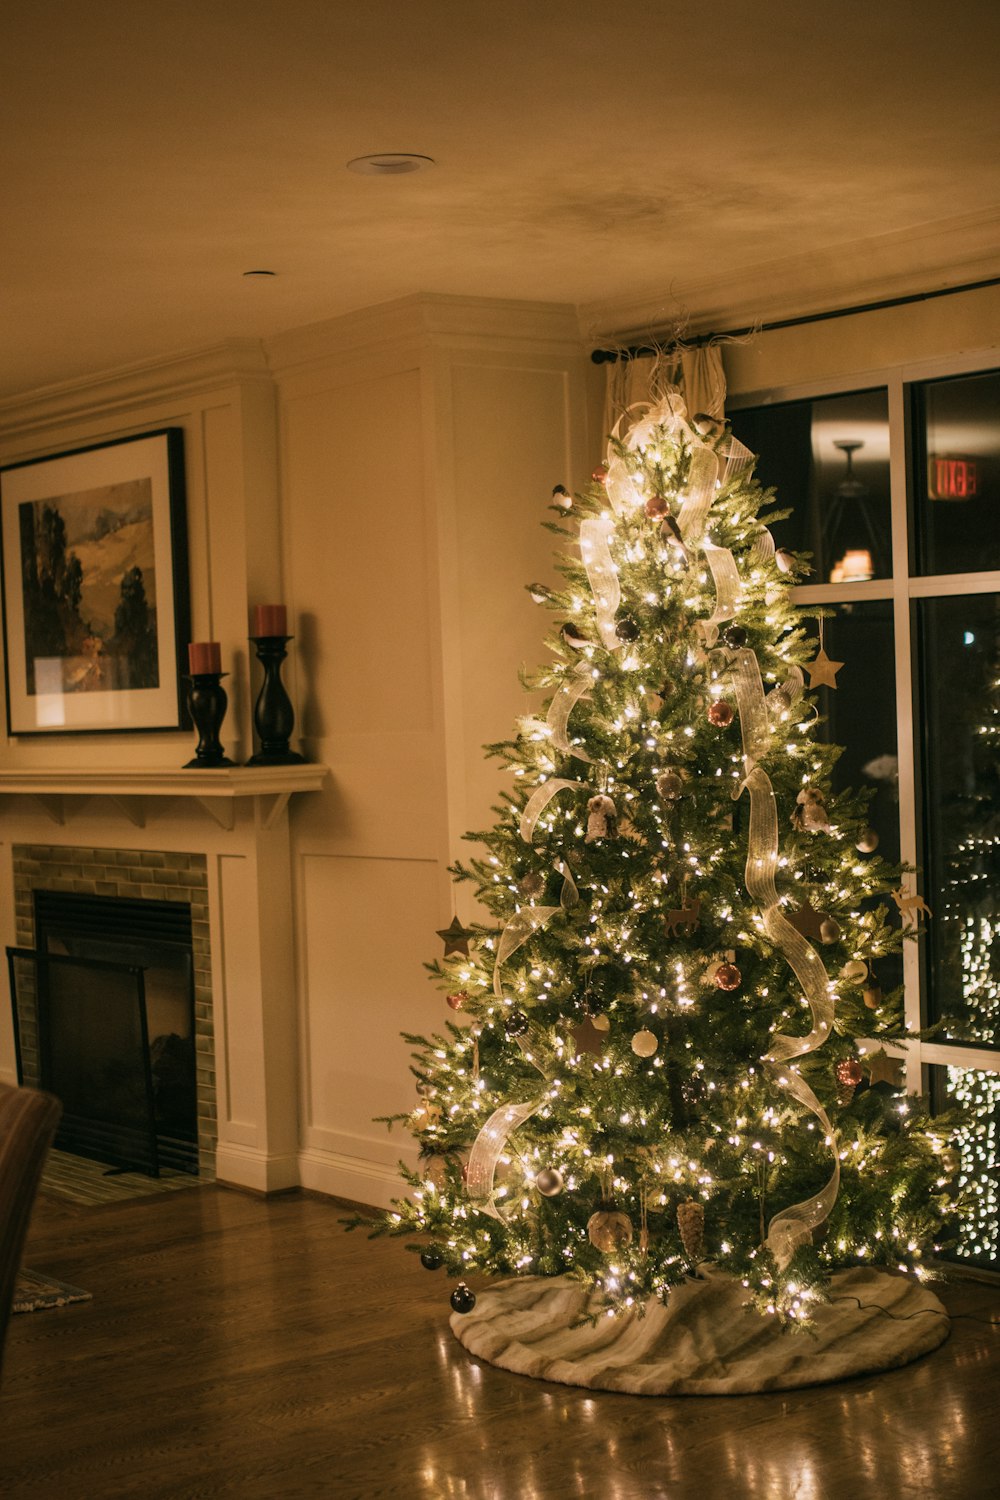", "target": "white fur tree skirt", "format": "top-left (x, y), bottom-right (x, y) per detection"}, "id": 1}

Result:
top-left (449, 1268), bottom-right (949, 1394)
